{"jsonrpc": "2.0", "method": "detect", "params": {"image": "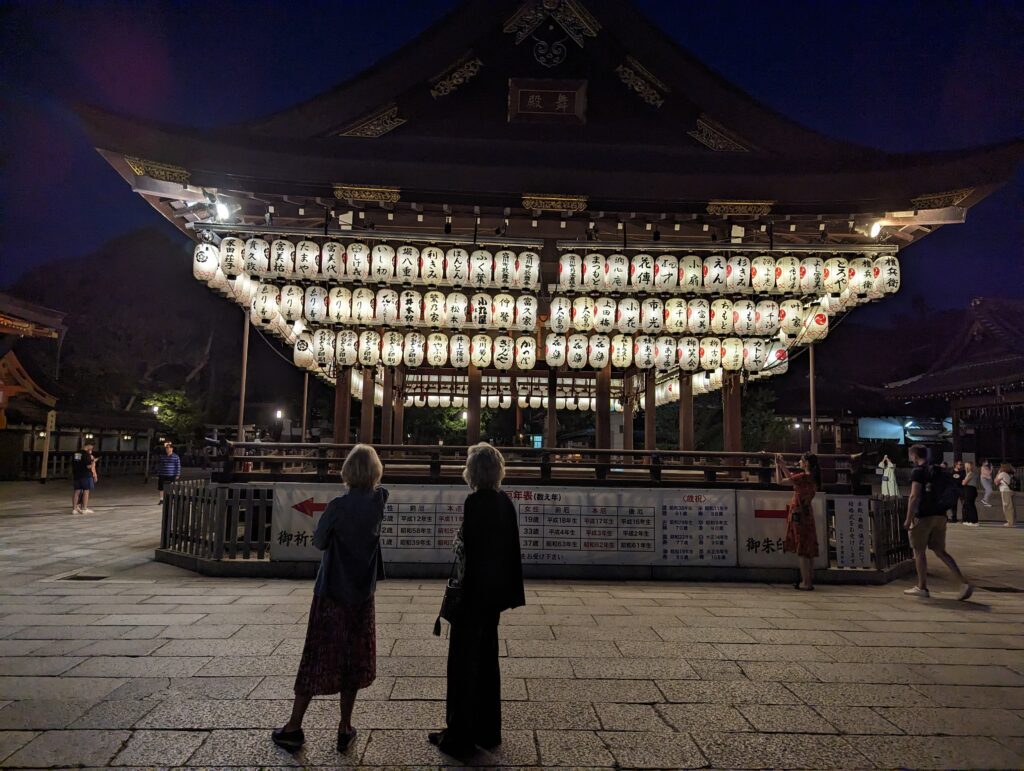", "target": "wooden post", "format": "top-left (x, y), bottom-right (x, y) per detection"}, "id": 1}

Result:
top-left (722, 372), bottom-right (742, 452)
top-left (596, 364), bottom-right (611, 449)
top-left (381, 367), bottom-right (394, 447)
top-left (236, 309), bottom-right (250, 441)
top-left (623, 372), bottom-right (634, 451)
top-left (467, 364), bottom-right (482, 445)
top-left (951, 406), bottom-right (961, 461)
top-left (300, 371), bottom-right (309, 442)
top-left (809, 343), bottom-right (819, 454)
top-left (644, 369), bottom-right (656, 452)
top-left (678, 369), bottom-right (694, 451)
top-left (545, 367), bottom-right (558, 448)
top-left (334, 368), bottom-right (351, 444)
top-left (393, 366), bottom-right (405, 444)
top-left (360, 367), bottom-right (375, 444)
top-left (39, 409), bottom-right (56, 483)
